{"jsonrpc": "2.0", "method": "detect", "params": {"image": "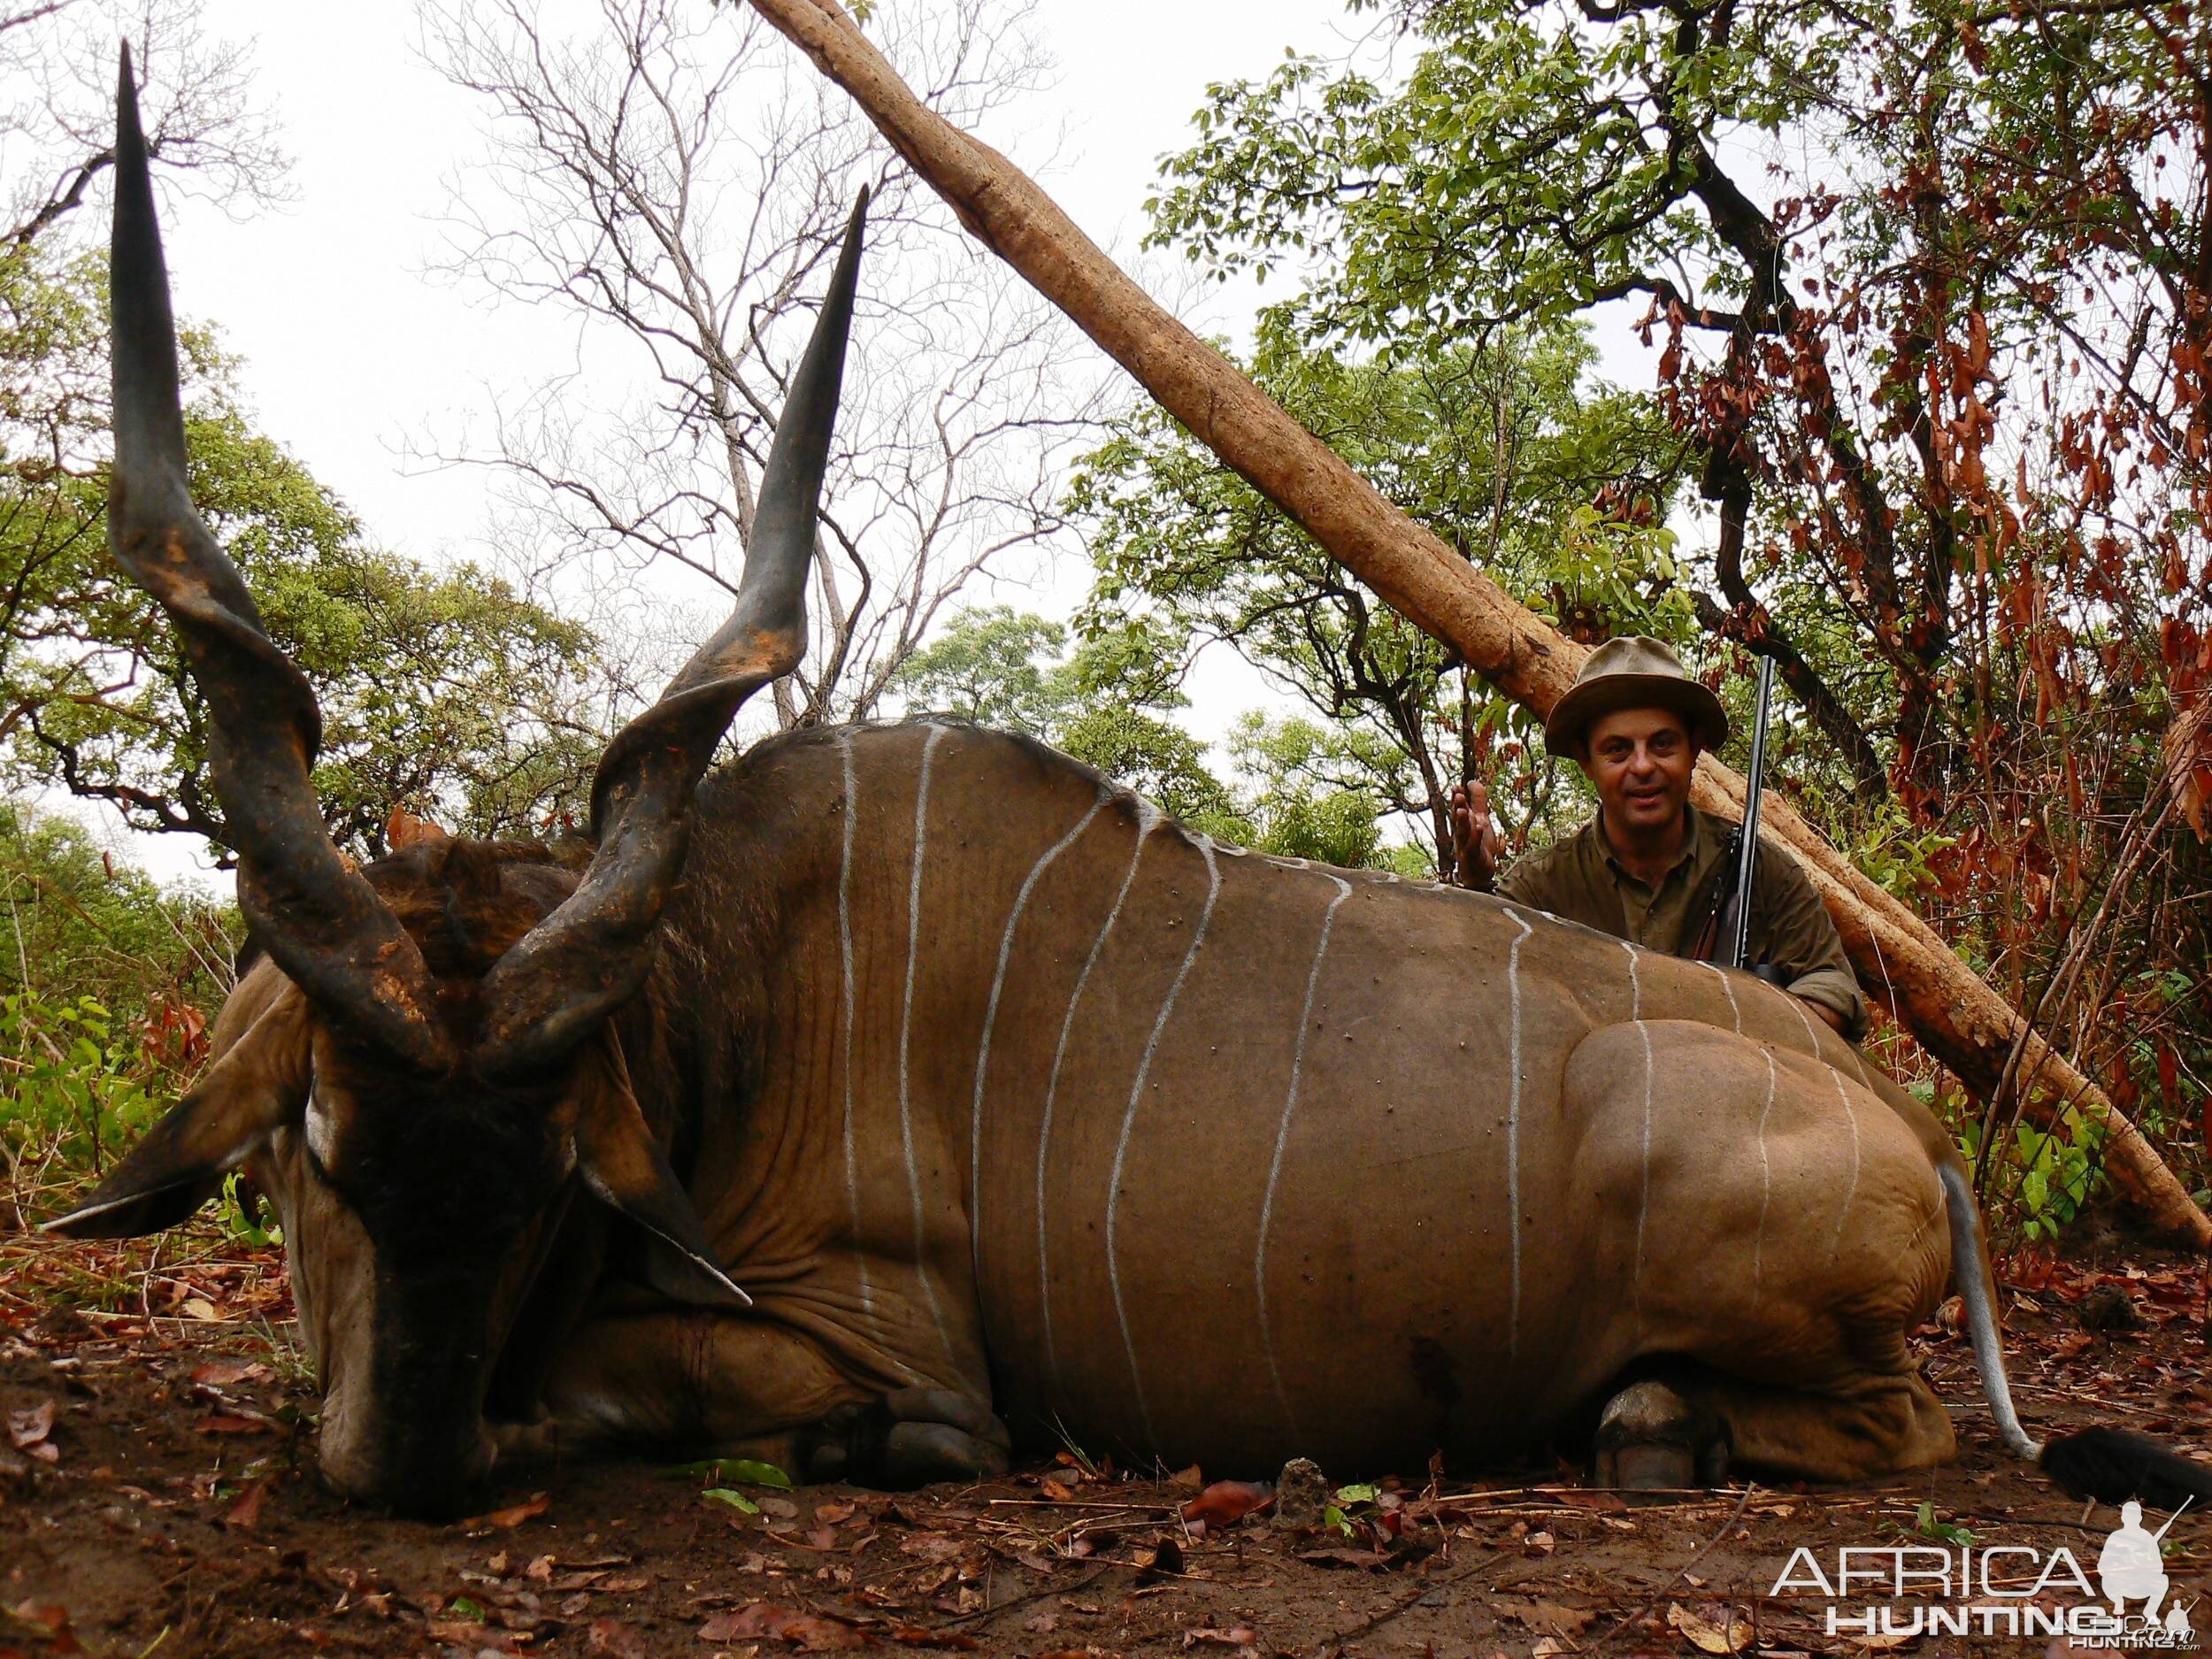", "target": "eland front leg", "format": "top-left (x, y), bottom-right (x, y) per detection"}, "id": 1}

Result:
top-left (524, 1308), bottom-right (1009, 1487)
